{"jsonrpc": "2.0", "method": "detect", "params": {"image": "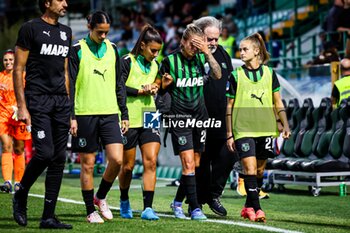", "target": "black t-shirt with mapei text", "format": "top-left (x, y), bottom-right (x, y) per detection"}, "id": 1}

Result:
top-left (16, 18), bottom-right (72, 95)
